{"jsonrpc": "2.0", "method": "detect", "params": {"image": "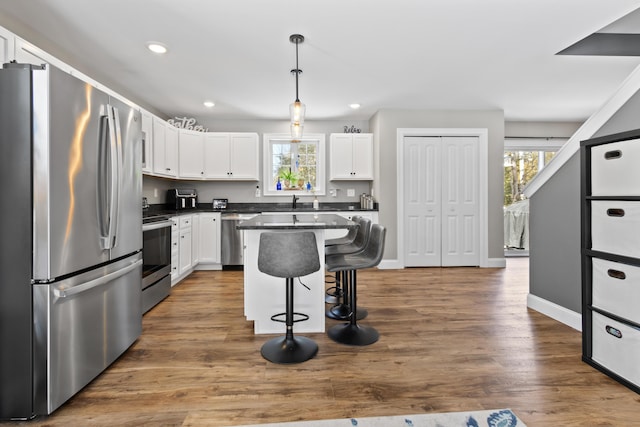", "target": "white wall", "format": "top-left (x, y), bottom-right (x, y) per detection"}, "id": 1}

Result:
top-left (370, 108), bottom-right (505, 261)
